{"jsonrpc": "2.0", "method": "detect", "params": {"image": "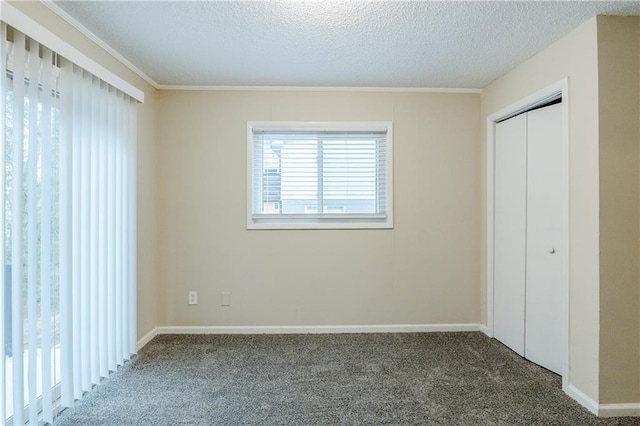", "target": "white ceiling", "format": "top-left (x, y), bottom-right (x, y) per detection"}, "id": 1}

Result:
top-left (50, 1), bottom-right (640, 89)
